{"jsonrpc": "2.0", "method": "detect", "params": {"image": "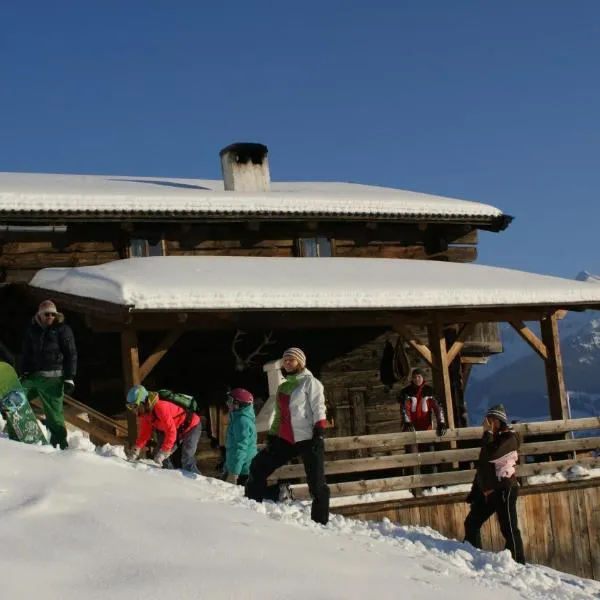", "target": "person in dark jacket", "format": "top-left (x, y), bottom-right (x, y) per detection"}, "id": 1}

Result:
top-left (20, 300), bottom-right (77, 449)
top-left (464, 404), bottom-right (525, 564)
